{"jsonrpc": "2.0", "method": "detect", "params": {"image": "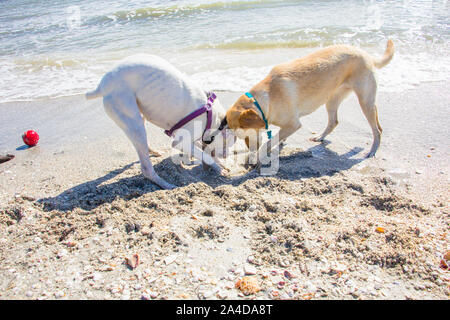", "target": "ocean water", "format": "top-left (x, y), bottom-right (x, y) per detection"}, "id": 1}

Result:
top-left (0, 0), bottom-right (449, 102)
